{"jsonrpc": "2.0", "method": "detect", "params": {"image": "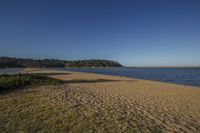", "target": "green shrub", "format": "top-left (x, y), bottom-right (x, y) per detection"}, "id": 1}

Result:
top-left (0, 74), bottom-right (63, 92)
